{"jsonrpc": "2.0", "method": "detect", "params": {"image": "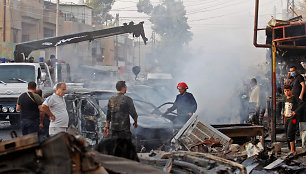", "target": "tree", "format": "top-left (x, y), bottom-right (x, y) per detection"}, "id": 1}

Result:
top-left (85, 0), bottom-right (115, 24)
top-left (137, 0), bottom-right (192, 73)
top-left (137, 0), bottom-right (153, 14)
